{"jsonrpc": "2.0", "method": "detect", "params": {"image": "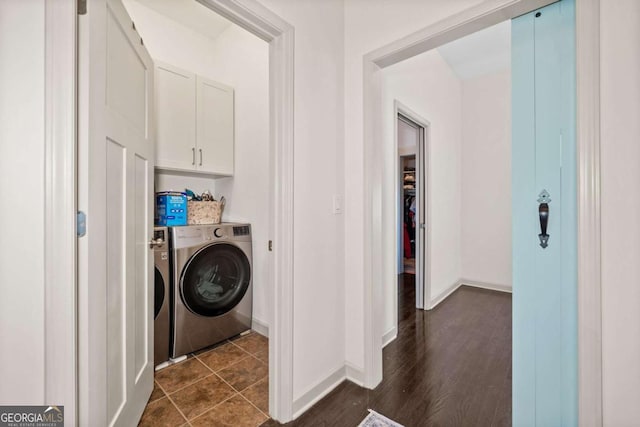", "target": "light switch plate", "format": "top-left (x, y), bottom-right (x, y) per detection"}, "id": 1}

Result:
top-left (332, 195), bottom-right (342, 215)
